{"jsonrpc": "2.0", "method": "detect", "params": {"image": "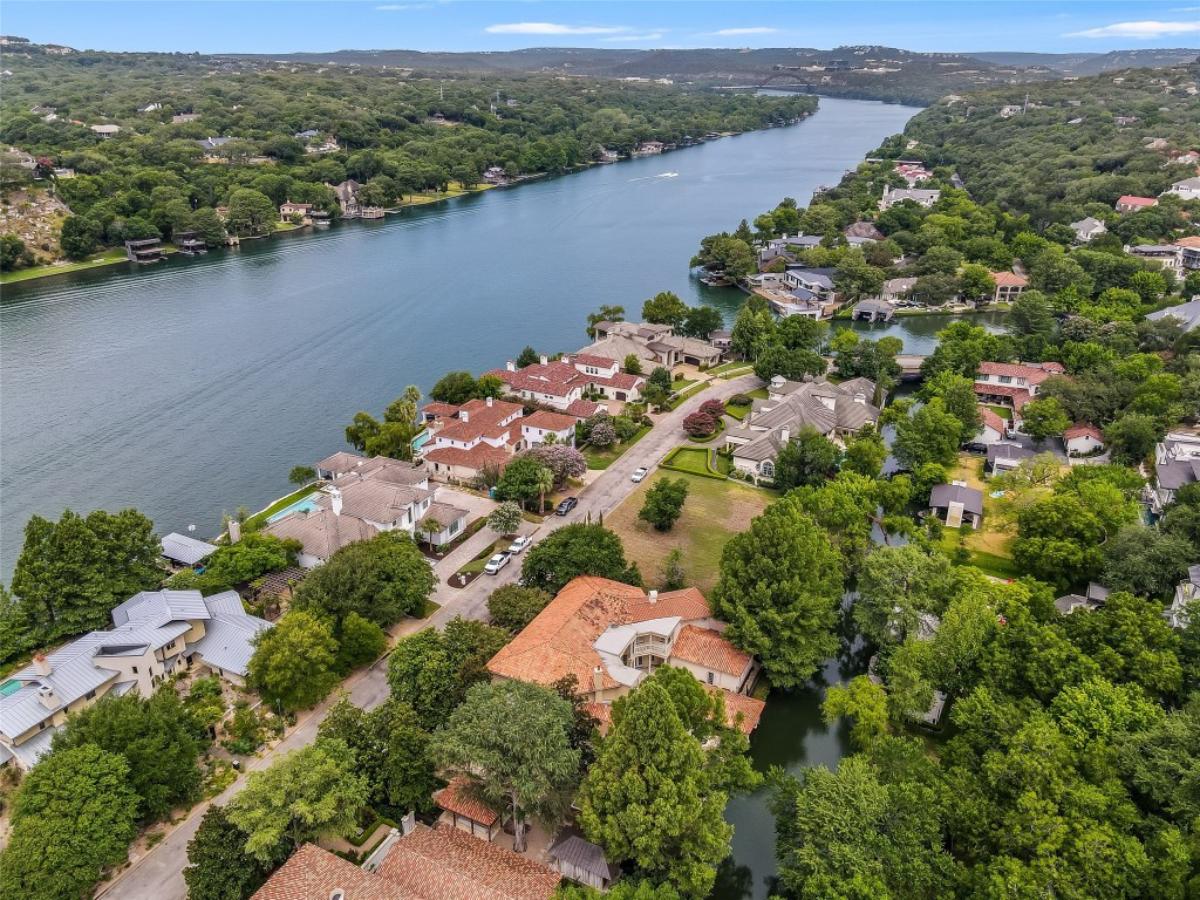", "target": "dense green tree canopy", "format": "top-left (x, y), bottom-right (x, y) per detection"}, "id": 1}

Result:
top-left (520, 523), bottom-right (641, 594)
